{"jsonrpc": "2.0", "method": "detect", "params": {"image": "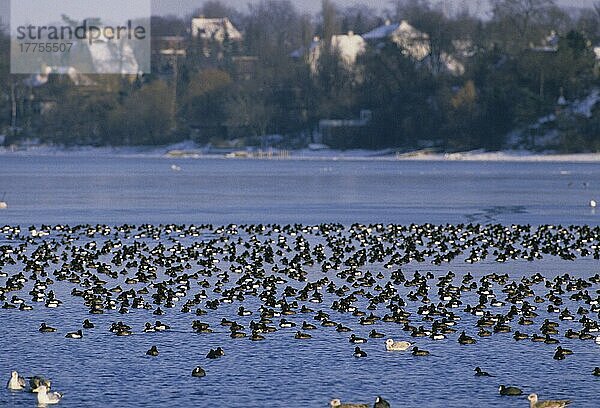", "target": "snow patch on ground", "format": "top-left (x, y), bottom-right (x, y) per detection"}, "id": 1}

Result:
top-left (572, 88), bottom-right (600, 118)
top-left (396, 149), bottom-right (600, 162)
top-left (2, 142), bottom-right (600, 162)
